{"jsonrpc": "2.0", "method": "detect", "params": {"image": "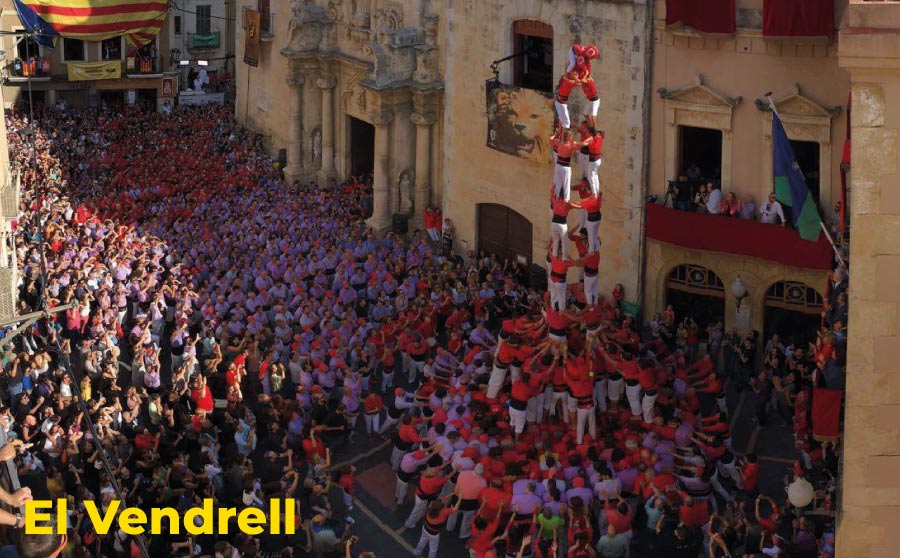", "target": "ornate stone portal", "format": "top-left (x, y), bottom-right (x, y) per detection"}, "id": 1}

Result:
top-left (280, 0), bottom-right (443, 233)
